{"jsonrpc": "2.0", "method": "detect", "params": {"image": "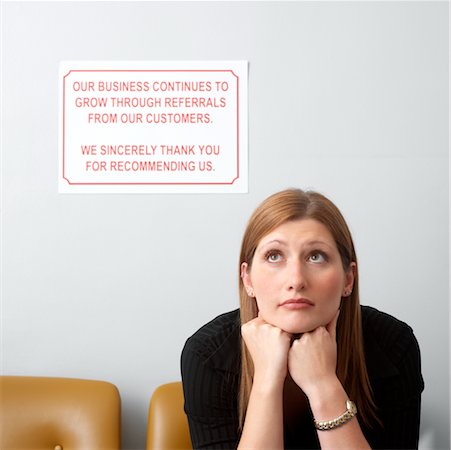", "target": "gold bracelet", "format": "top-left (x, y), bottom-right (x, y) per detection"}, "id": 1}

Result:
top-left (314, 400), bottom-right (357, 431)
